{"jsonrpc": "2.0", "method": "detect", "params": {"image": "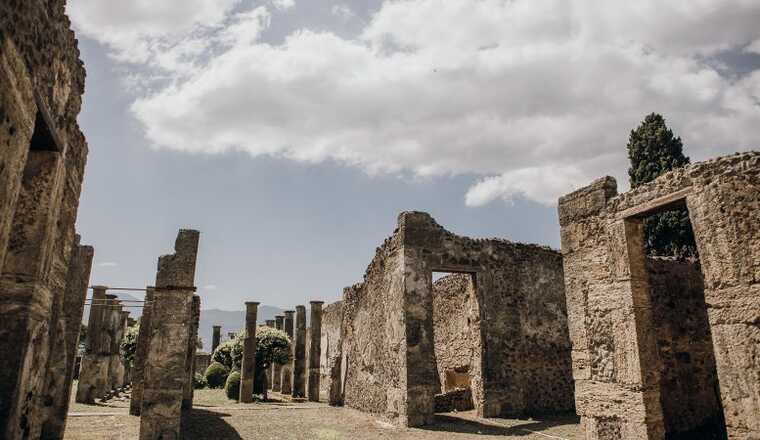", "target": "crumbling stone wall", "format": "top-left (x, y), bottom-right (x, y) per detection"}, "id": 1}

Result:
top-left (340, 212), bottom-right (573, 427)
top-left (558, 152), bottom-right (760, 440)
top-left (431, 274), bottom-right (481, 410)
top-left (320, 301), bottom-right (343, 399)
top-left (0, 1), bottom-right (89, 438)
